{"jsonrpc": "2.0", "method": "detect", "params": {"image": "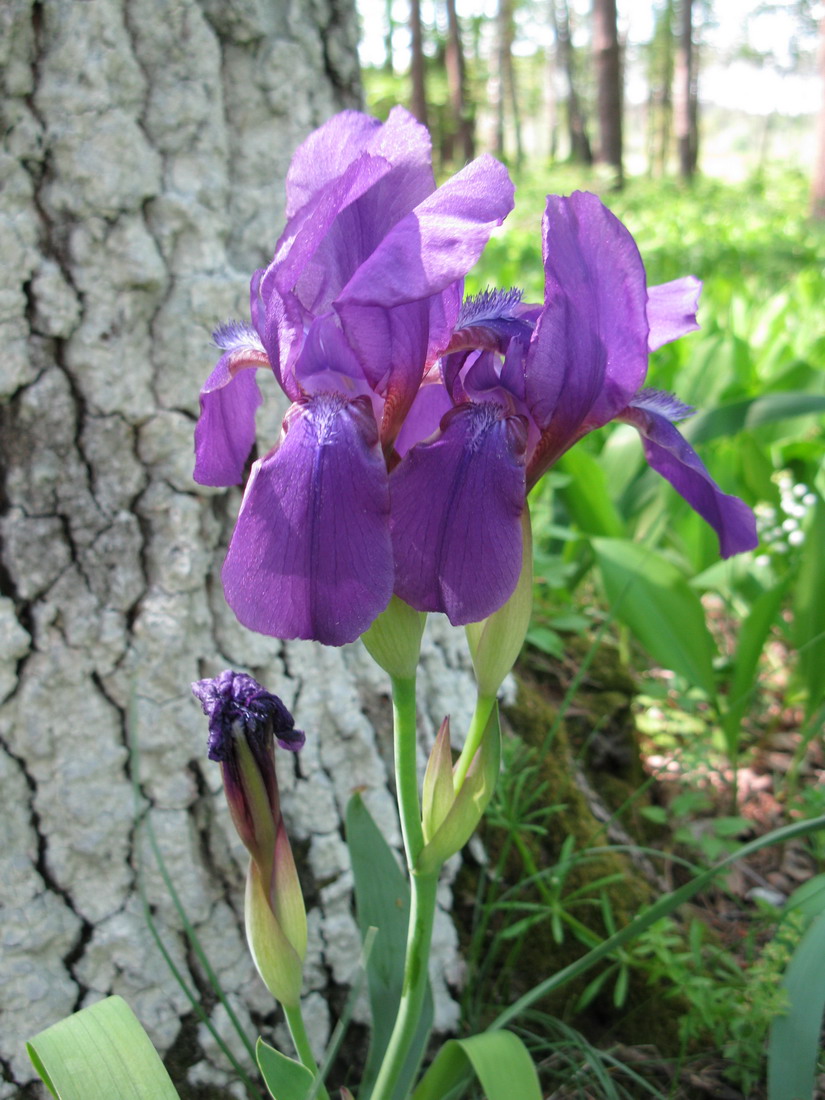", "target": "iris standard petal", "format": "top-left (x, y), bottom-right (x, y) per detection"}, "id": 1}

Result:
top-left (390, 402), bottom-right (527, 624)
top-left (539, 192), bottom-right (650, 428)
top-left (194, 326), bottom-right (269, 486)
top-left (621, 398), bottom-right (759, 559)
top-left (336, 154), bottom-right (515, 439)
top-left (647, 276), bottom-right (702, 351)
top-left (222, 395), bottom-right (393, 645)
